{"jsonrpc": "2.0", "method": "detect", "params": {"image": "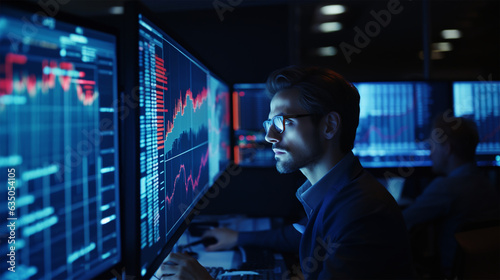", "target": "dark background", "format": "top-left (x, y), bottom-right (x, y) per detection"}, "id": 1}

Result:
top-left (18, 0), bottom-right (499, 219)
top-left (24, 0), bottom-right (500, 84)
